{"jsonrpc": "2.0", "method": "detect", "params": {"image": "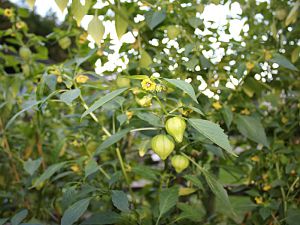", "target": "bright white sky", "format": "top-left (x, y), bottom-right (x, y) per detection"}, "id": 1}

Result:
top-left (10, 0), bottom-right (272, 99)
